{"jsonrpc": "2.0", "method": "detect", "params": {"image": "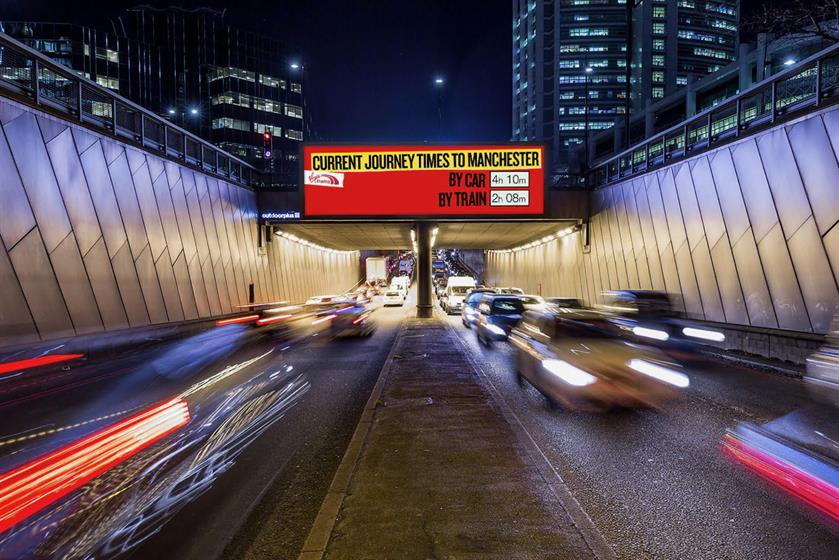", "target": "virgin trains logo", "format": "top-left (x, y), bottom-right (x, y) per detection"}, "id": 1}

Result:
top-left (304, 170), bottom-right (344, 188)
